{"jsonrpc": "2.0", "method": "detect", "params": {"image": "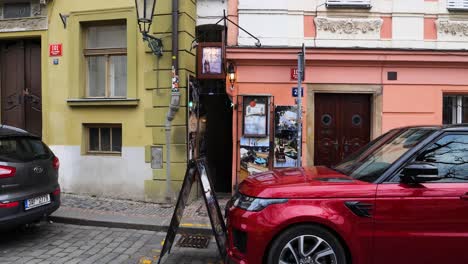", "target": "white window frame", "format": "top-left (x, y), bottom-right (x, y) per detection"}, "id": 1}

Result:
top-left (447, 0), bottom-right (468, 11)
top-left (326, 0), bottom-right (372, 9)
